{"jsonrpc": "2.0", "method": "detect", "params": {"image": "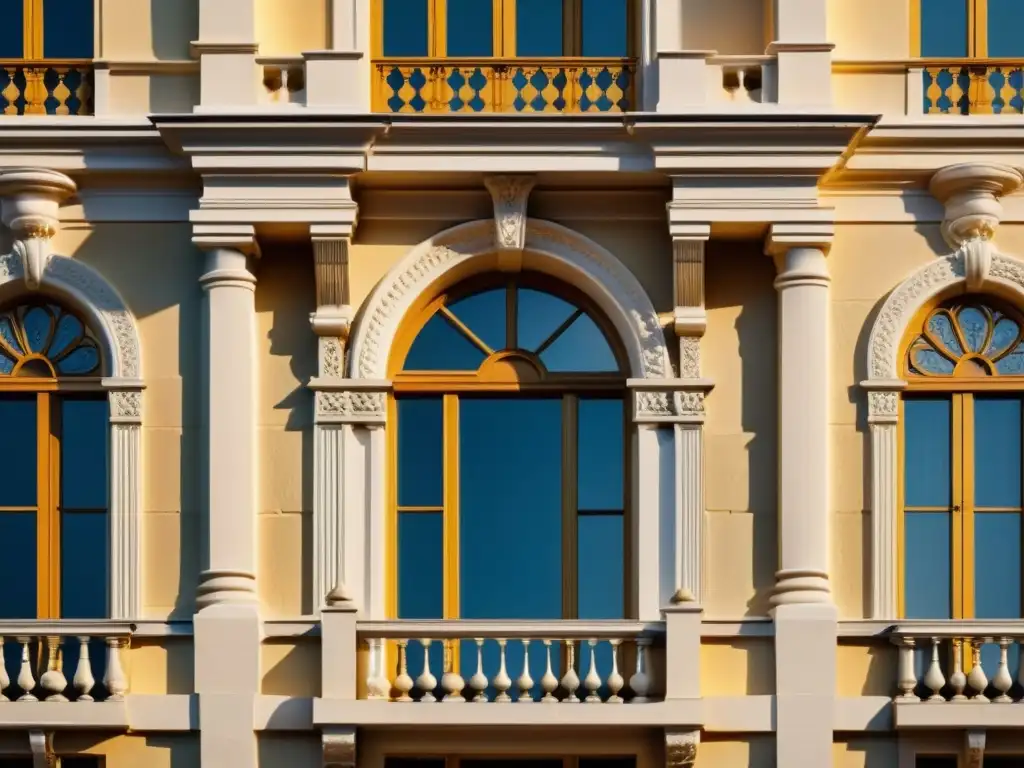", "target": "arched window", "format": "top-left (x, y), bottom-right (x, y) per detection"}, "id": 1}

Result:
top-left (901, 296), bottom-right (1024, 621)
top-left (0, 299), bottom-right (108, 620)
